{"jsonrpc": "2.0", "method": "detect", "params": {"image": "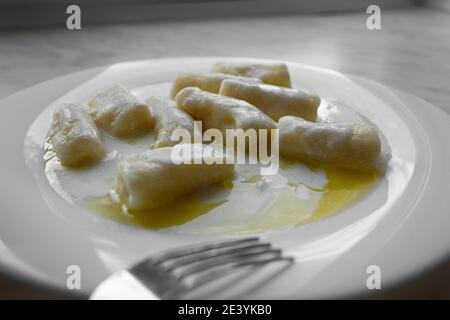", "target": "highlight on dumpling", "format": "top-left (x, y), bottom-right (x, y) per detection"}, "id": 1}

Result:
top-left (278, 116), bottom-right (386, 173)
top-left (170, 72), bottom-right (261, 98)
top-left (88, 84), bottom-right (153, 137)
top-left (112, 144), bottom-right (235, 210)
top-left (175, 87), bottom-right (277, 134)
top-left (48, 103), bottom-right (105, 167)
top-left (212, 61), bottom-right (292, 87)
top-left (147, 96), bottom-right (195, 149)
top-left (220, 79), bottom-right (320, 121)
